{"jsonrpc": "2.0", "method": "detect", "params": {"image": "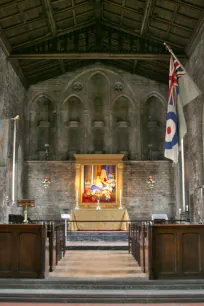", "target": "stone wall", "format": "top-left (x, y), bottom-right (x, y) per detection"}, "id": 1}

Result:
top-left (24, 160), bottom-right (175, 220)
top-left (185, 26), bottom-right (204, 221)
top-left (0, 47), bottom-right (26, 222)
top-left (26, 63), bottom-right (168, 161)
